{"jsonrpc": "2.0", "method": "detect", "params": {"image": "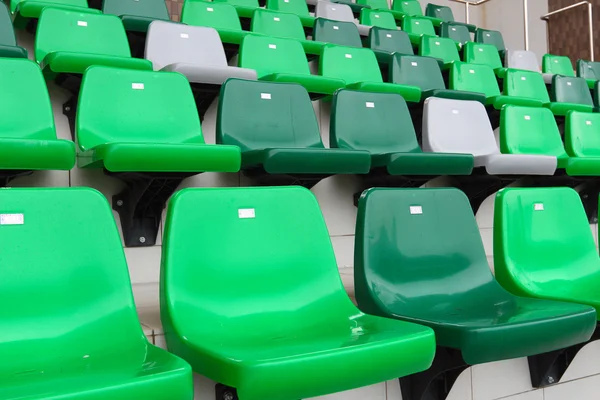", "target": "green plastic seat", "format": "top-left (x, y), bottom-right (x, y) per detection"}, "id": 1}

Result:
top-left (217, 79), bottom-right (371, 175)
top-left (596, 81), bottom-right (600, 111)
top-left (181, 0), bottom-right (247, 45)
top-left (320, 45), bottom-right (422, 102)
top-left (368, 27), bottom-right (414, 63)
top-left (359, 8), bottom-right (397, 30)
top-left (440, 21), bottom-right (471, 46)
top-left (502, 69), bottom-right (551, 108)
top-left (314, 18), bottom-right (362, 48)
top-left (548, 75), bottom-right (595, 116)
top-left (251, 9), bottom-right (324, 55)
top-left (0, 187), bottom-right (193, 399)
top-left (475, 28), bottom-right (505, 53)
top-left (357, 0), bottom-right (405, 20)
top-left (35, 8), bottom-right (152, 79)
top-left (161, 185), bottom-right (436, 400)
top-left (426, 3), bottom-right (476, 32)
top-left (76, 66), bottom-right (240, 172)
top-left (542, 54), bottom-right (574, 77)
top-left (266, 0), bottom-right (314, 28)
top-left (499, 105), bottom-right (600, 175)
top-left (565, 111), bottom-right (600, 170)
top-left (403, 16), bottom-right (436, 46)
top-left (0, 3), bottom-right (27, 58)
top-left (392, 0), bottom-right (443, 26)
top-left (495, 186), bottom-right (600, 318)
top-left (577, 59), bottom-right (600, 89)
top-left (331, 89), bottom-right (474, 175)
top-left (11, 0), bottom-right (97, 29)
top-left (463, 42), bottom-right (503, 73)
top-left (239, 35), bottom-right (346, 98)
top-left (419, 35), bottom-right (459, 69)
top-left (102, 0), bottom-right (170, 32)
top-left (213, 0), bottom-right (258, 18)
top-left (356, 187), bottom-right (597, 365)
top-left (0, 58), bottom-right (75, 178)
